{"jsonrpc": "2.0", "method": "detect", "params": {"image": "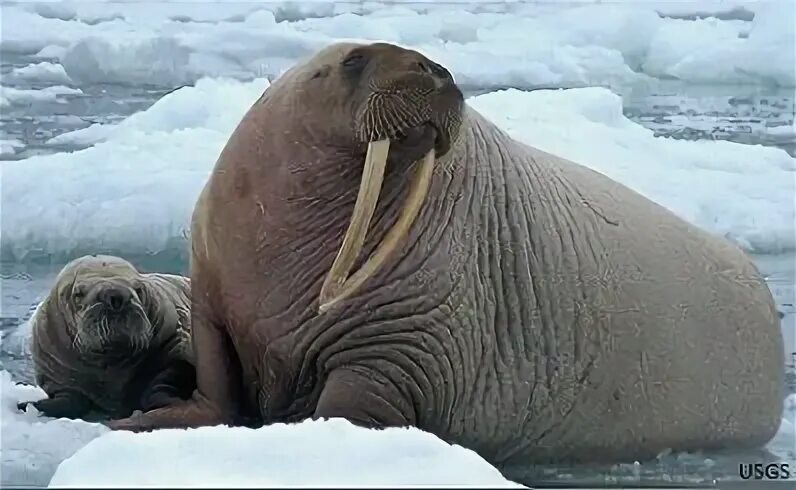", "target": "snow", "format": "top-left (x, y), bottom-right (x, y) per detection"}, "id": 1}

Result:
top-left (0, 372), bottom-right (109, 488)
top-left (0, 139), bottom-right (24, 156)
top-left (2, 77), bottom-right (266, 262)
top-left (0, 1), bottom-right (793, 88)
top-left (49, 419), bottom-right (524, 488)
top-left (769, 125), bottom-right (796, 138)
top-left (10, 62), bottom-right (74, 85)
top-left (0, 371), bottom-right (522, 488)
top-left (0, 85), bottom-right (83, 107)
top-left (3, 78), bottom-right (794, 263)
top-left (642, 3), bottom-right (796, 86)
